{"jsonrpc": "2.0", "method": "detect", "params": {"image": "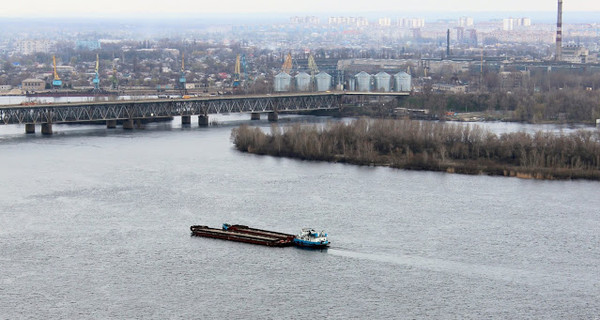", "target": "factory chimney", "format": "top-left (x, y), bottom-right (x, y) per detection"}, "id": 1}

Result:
top-left (556, 0), bottom-right (563, 61)
top-left (446, 29), bottom-right (450, 57)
